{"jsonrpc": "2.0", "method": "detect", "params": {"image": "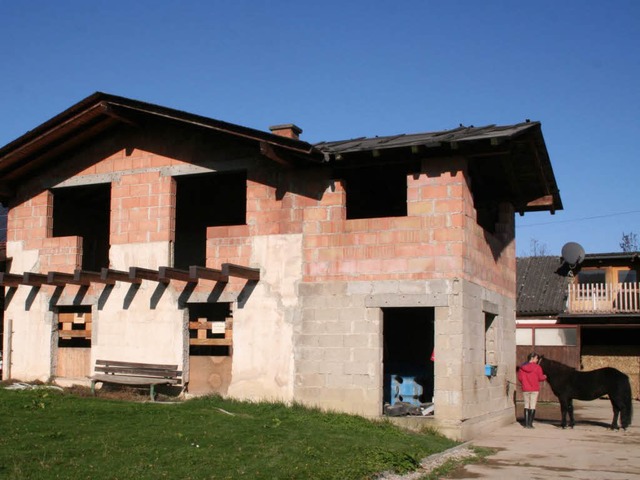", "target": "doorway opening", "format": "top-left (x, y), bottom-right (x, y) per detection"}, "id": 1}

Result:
top-left (55, 305), bottom-right (92, 378)
top-left (383, 307), bottom-right (434, 408)
top-left (187, 302), bottom-right (233, 395)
